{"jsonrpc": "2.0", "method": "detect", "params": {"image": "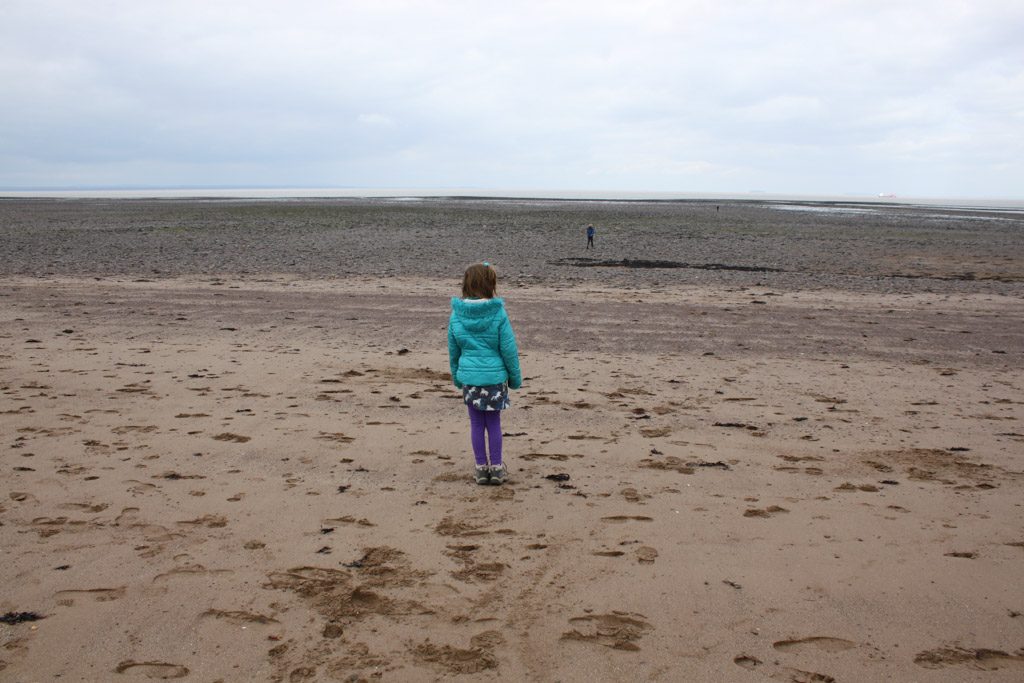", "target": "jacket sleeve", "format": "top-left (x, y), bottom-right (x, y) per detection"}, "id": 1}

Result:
top-left (499, 313), bottom-right (522, 389)
top-left (447, 318), bottom-right (463, 388)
